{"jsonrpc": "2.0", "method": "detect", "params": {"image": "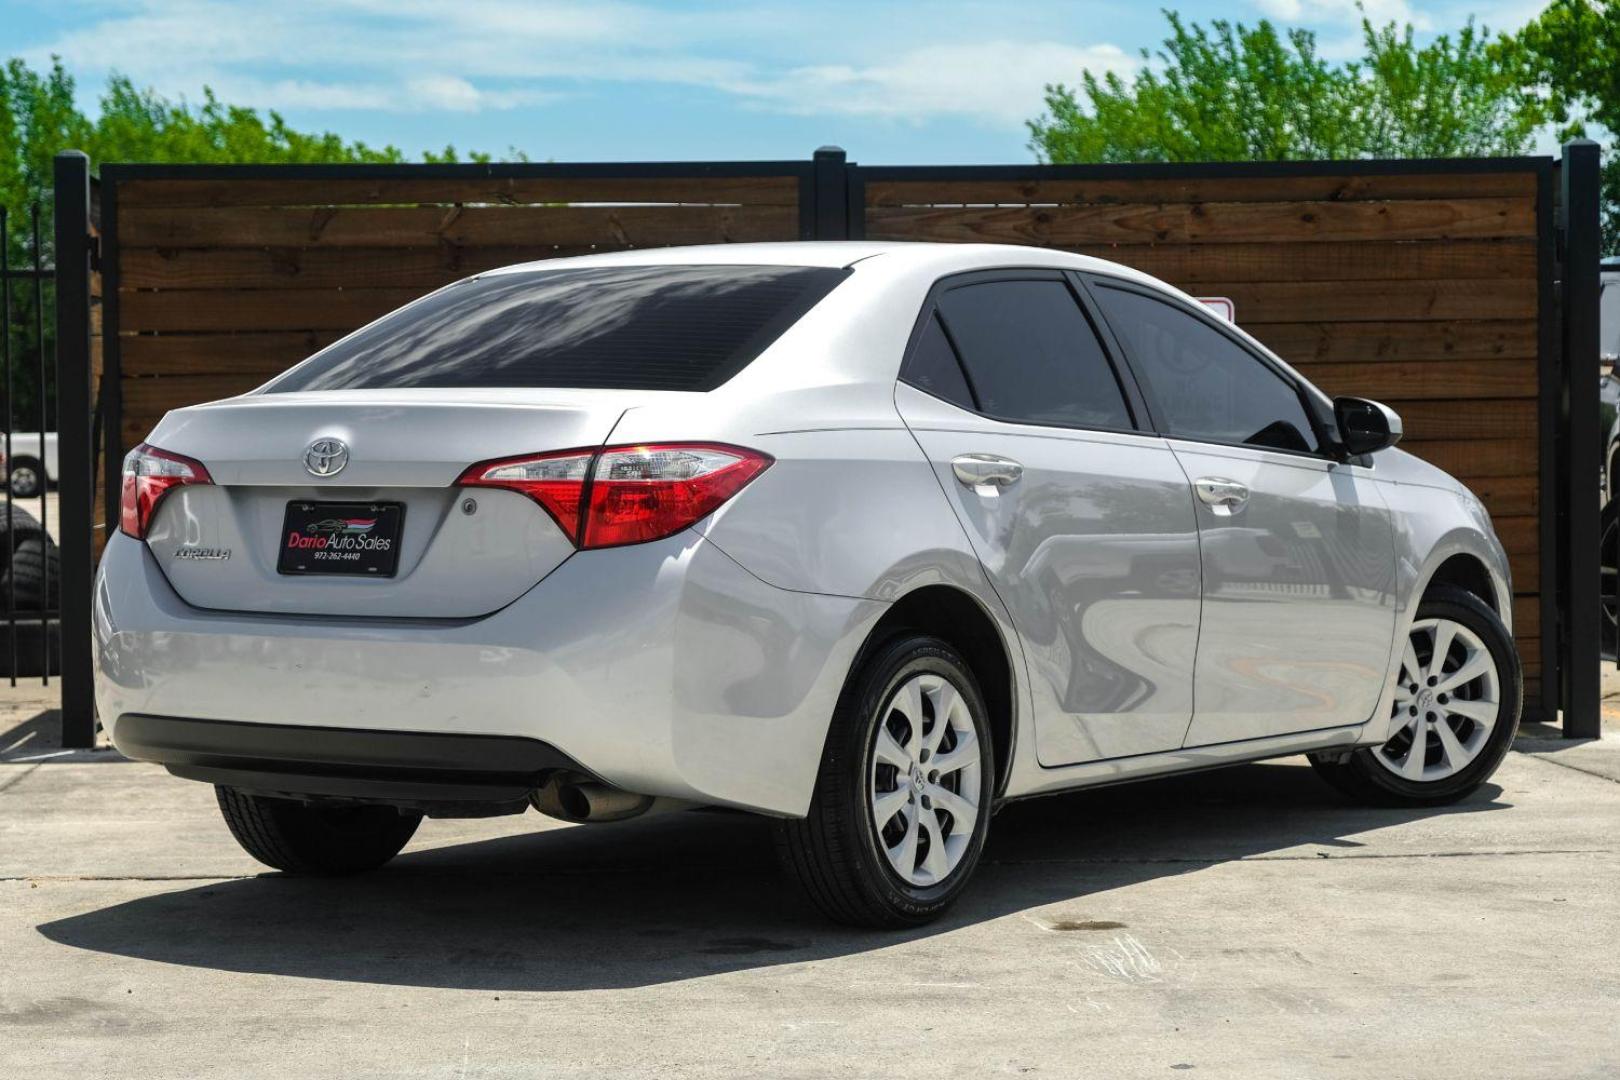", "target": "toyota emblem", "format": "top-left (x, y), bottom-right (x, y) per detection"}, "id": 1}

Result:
top-left (304, 438), bottom-right (349, 478)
